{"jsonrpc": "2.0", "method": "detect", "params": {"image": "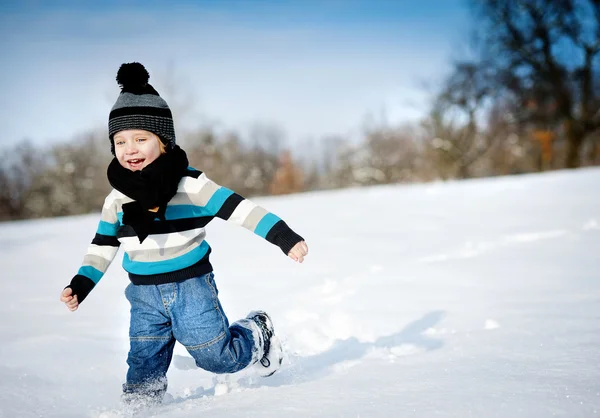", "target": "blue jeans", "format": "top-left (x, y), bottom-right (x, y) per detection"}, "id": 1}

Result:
top-left (122, 272), bottom-right (258, 400)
